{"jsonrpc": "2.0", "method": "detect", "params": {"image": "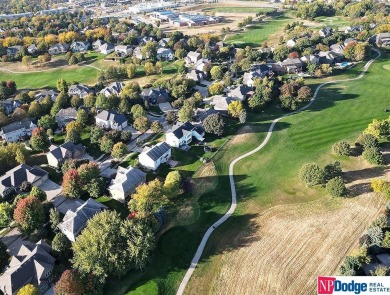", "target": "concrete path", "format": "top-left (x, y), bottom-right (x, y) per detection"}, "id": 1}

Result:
top-left (176, 48), bottom-right (382, 295)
